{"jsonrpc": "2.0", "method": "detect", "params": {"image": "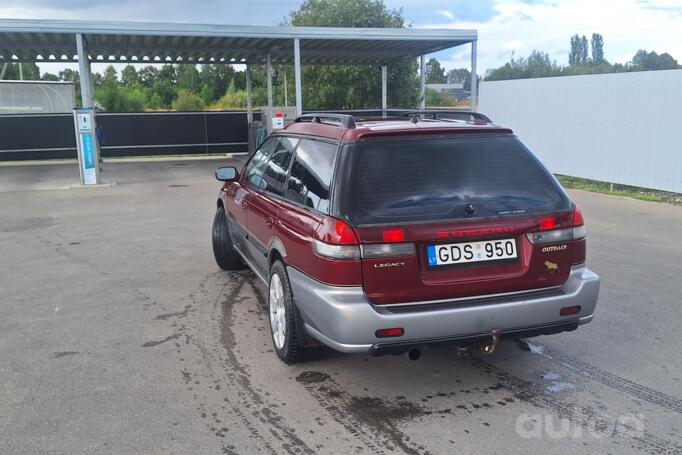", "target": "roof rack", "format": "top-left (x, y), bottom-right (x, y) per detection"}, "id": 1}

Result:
top-left (294, 113), bottom-right (356, 129)
top-left (400, 110), bottom-right (492, 123)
